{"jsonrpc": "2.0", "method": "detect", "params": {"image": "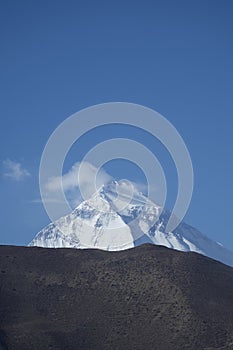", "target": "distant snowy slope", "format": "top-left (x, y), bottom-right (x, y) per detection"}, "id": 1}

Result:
top-left (29, 180), bottom-right (233, 267)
